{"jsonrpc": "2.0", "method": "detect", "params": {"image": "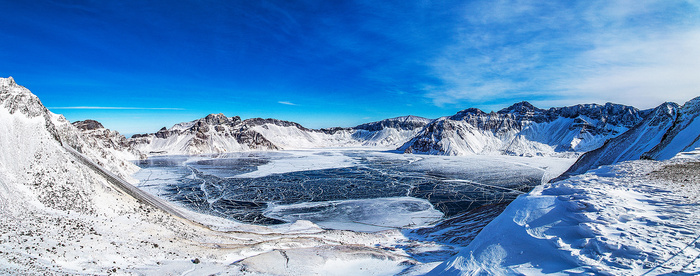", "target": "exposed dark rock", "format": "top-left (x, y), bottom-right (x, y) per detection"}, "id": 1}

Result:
top-left (72, 120), bottom-right (104, 131)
